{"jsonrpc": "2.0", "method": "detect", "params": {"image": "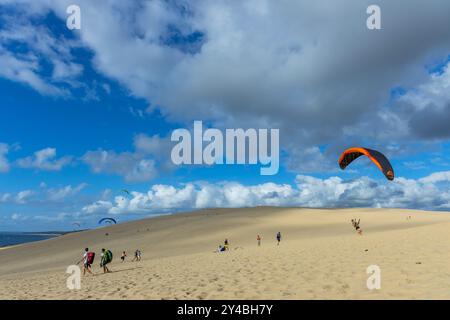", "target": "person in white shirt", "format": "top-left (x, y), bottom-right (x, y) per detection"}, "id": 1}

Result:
top-left (77, 248), bottom-right (93, 276)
